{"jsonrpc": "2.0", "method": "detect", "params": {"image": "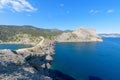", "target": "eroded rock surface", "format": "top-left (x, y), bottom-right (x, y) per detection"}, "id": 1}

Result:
top-left (0, 38), bottom-right (55, 80)
top-left (0, 50), bottom-right (53, 80)
top-left (57, 28), bottom-right (103, 42)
